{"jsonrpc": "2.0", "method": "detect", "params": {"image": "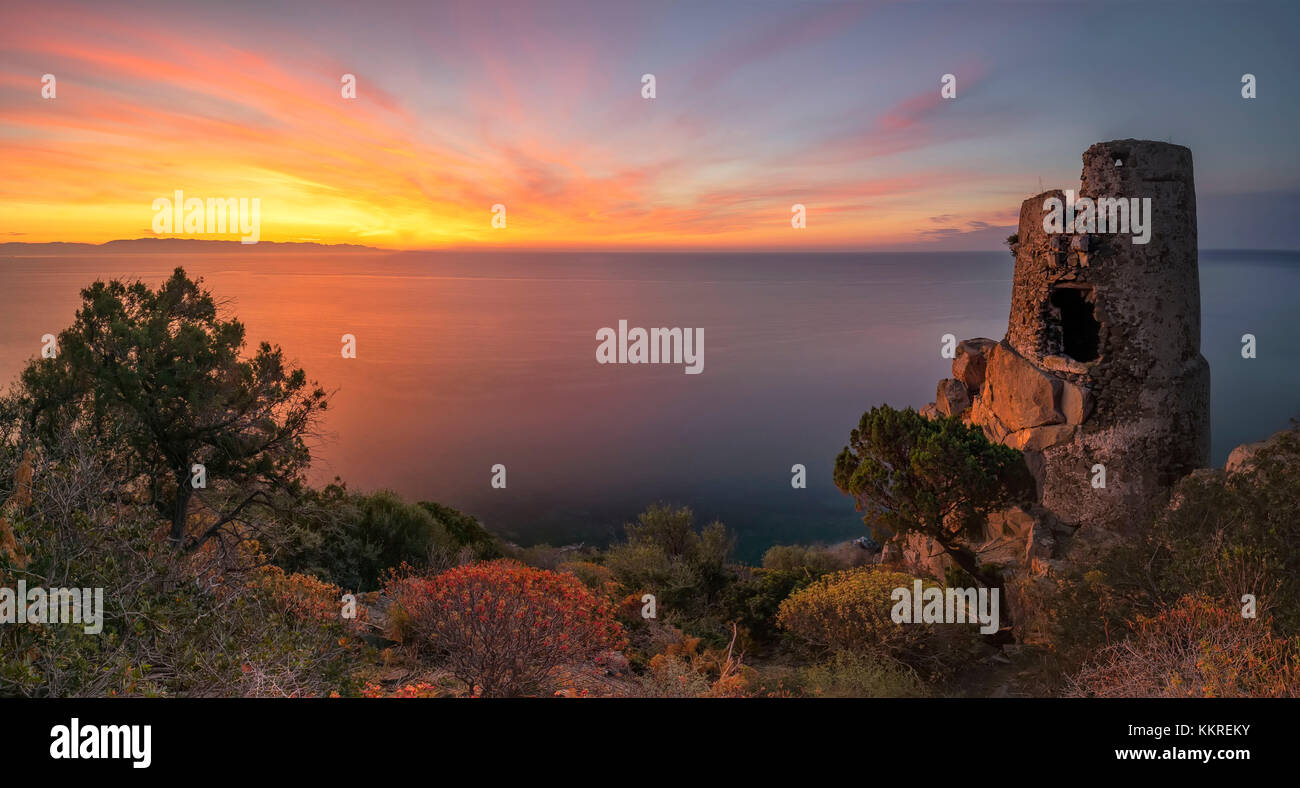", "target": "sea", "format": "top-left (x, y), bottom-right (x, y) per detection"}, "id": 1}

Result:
top-left (1, 249), bottom-right (1295, 561)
